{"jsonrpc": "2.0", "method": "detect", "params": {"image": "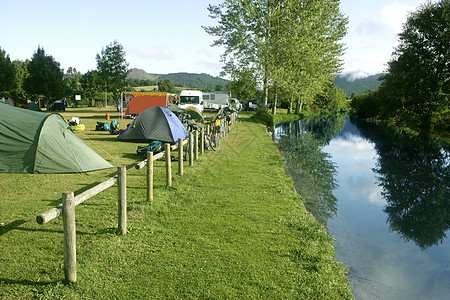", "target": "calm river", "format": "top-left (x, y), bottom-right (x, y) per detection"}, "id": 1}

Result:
top-left (274, 115), bottom-right (449, 299)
